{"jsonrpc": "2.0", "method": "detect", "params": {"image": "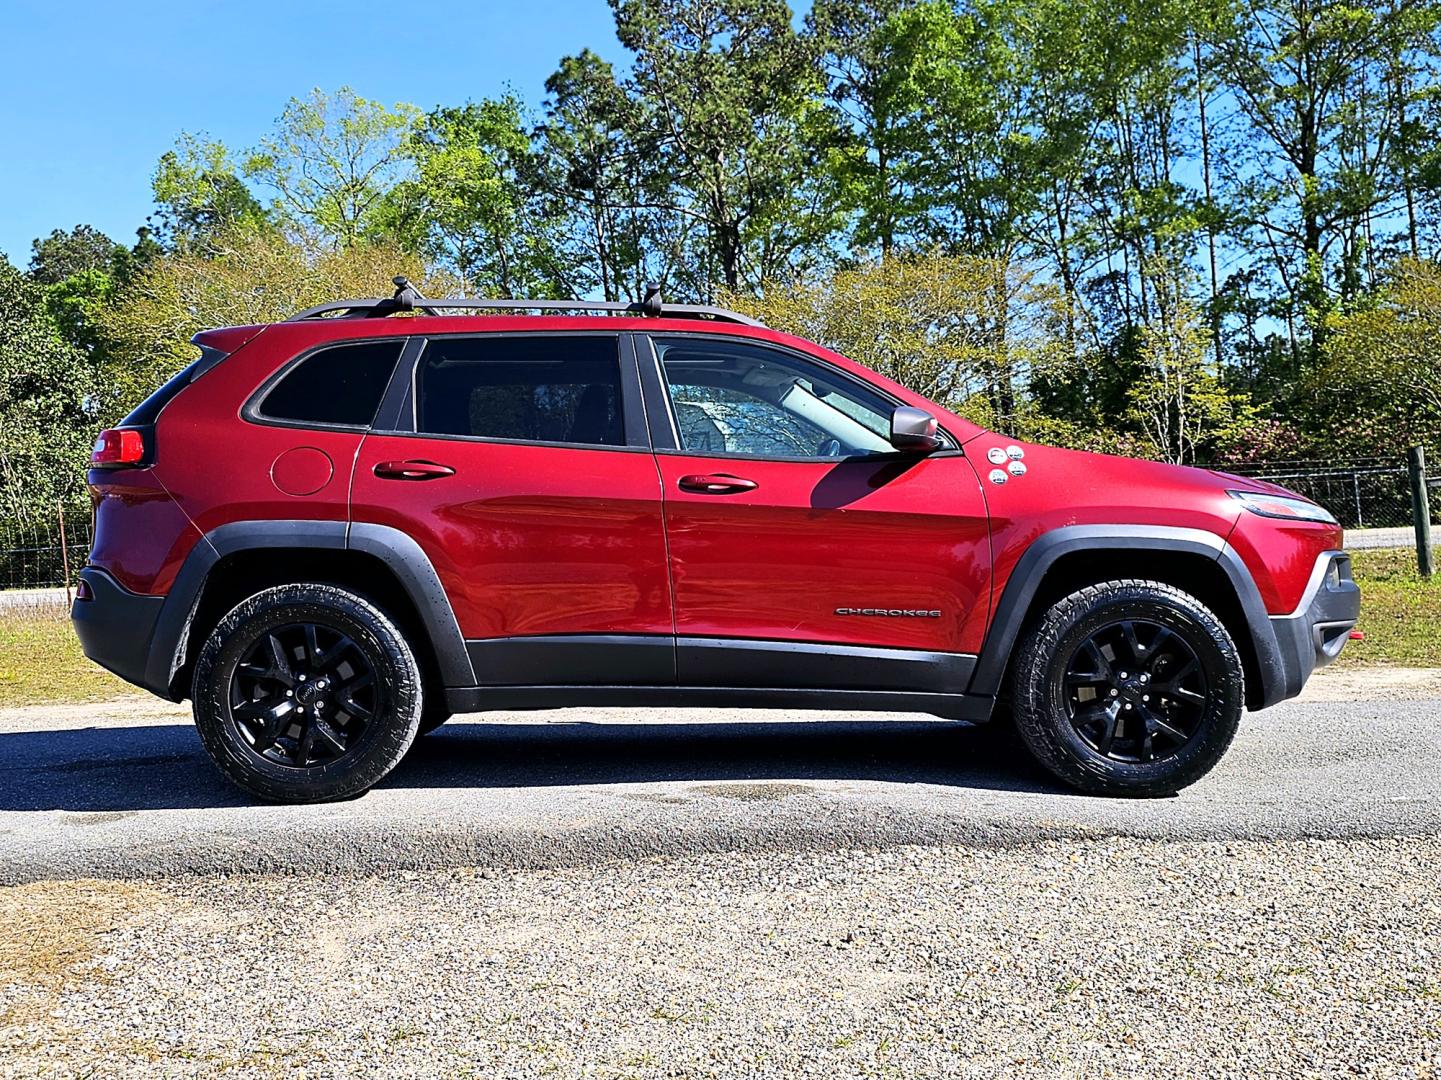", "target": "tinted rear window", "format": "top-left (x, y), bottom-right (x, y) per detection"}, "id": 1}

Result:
top-left (415, 336), bottom-right (624, 446)
top-left (259, 340), bottom-right (404, 428)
